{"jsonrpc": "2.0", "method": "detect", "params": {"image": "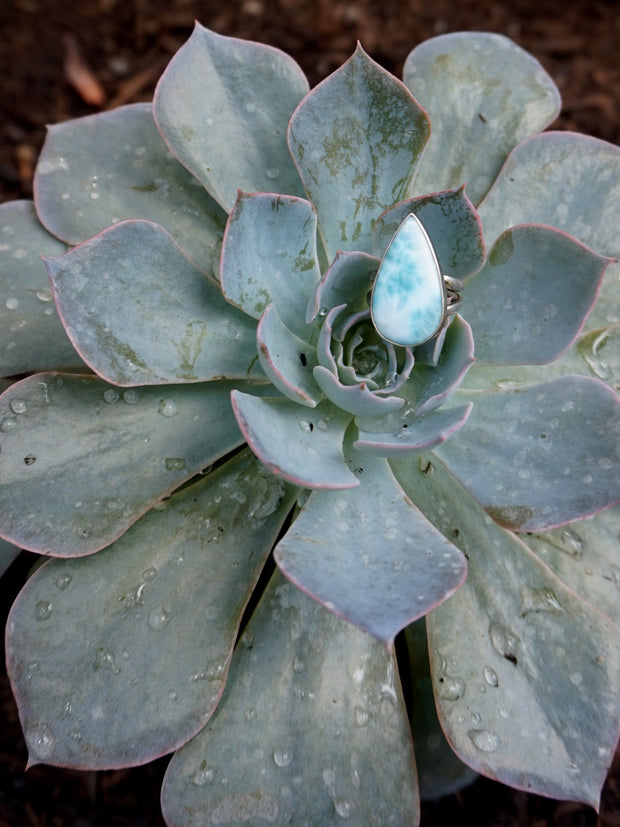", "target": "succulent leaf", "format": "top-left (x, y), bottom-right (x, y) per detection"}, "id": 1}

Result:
top-left (412, 314), bottom-right (475, 414)
top-left (34, 103), bottom-right (226, 276)
top-left (288, 44), bottom-right (430, 259)
top-left (0, 201), bottom-right (83, 376)
top-left (464, 224), bottom-right (610, 365)
top-left (231, 391), bottom-right (358, 488)
top-left (355, 403), bottom-right (473, 456)
top-left (393, 455), bottom-right (620, 808)
top-left (161, 572), bottom-right (419, 826)
top-left (307, 250), bottom-right (379, 324)
top-left (403, 32), bottom-right (561, 206)
top-left (220, 191), bottom-right (321, 338)
top-left (256, 303), bottom-right (322, 407)
top-left (0, 374), bottom-right (254, 555)
top-left (0, 538), bottom-right (20, 578)
top-left (154, 24), bottom-right (309, 213)
top-left (6, 450), bottom-right (295, 769)
top-left (45, 220), bottom-right (264, 385)
top-left (478, 131), bottom-right (620, 256)
top-left (313, 364), bottom-right (405, 417)
top-left (374, 187), bottom-right (486, 279)
top-left (435, 377), bottom-right (620, 531)
top-left (275, 448), bottom-right (467, 644)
